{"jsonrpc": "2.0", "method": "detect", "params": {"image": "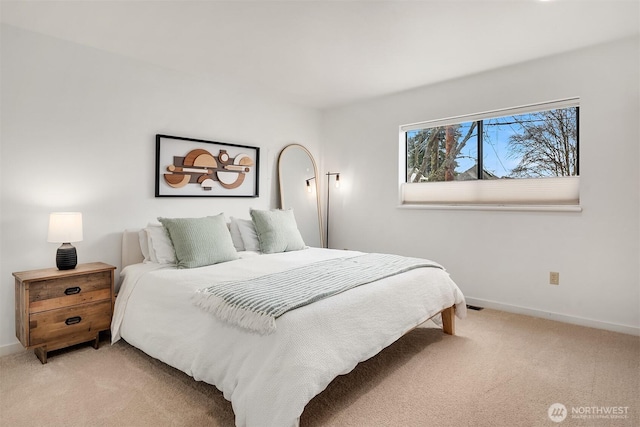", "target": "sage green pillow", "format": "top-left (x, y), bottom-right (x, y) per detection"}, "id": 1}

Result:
top-left (158, 214), bottom-right (238, 268)
top-left (250, 209), bottom-right (306, 254)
